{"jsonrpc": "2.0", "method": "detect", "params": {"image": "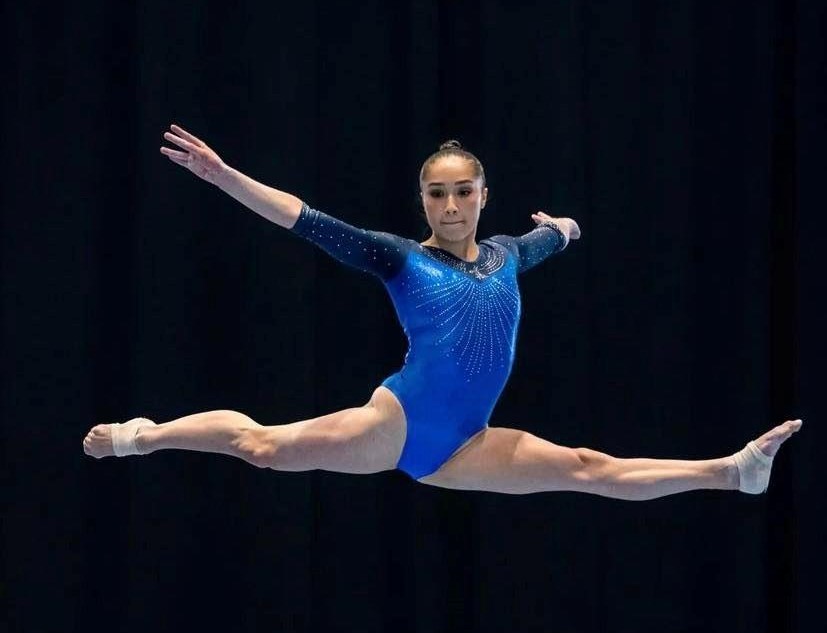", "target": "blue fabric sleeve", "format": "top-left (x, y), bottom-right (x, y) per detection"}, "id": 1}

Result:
top-left (289, 202), bottom-right (409, 280)
top-left (489, 222), bottom-right (569, 273)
